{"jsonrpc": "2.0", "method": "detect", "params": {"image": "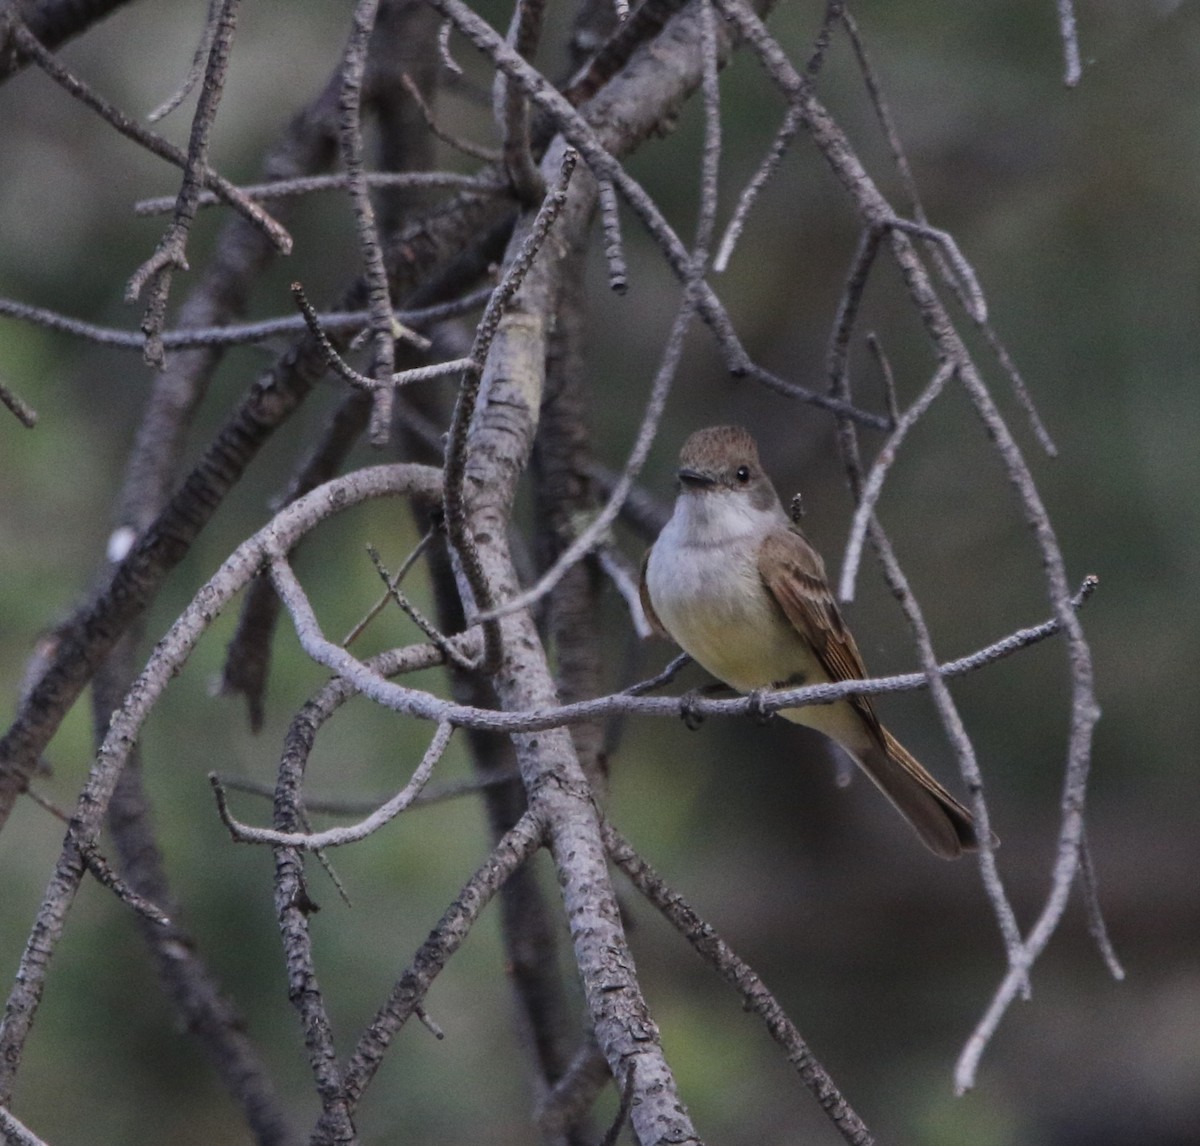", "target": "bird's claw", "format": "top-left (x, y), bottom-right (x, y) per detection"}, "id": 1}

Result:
top-left (747, 688), bottom-right (774, 725)
top-left (679, 689), bottom-right (705, 731)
